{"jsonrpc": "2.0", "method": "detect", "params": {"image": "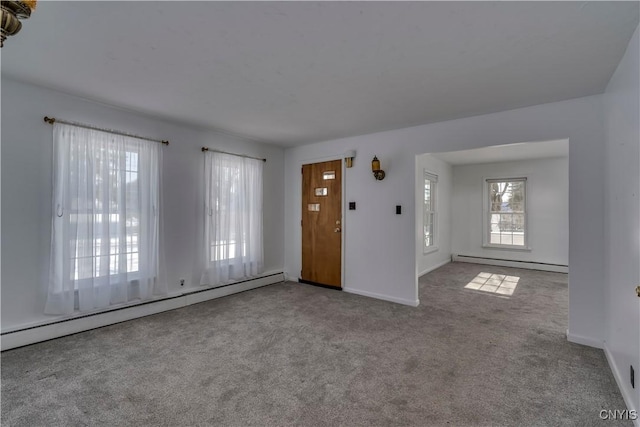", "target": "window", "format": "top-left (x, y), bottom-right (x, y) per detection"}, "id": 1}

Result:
top-left (201, 152), bottom-right (264, 287)
top-left (71, 151), bottom-right (140, 281)
top-left (484, 178), bottom-right (527, 248)
top-left (45, 123), bottom-right (164, 315)
top-left (423, 171), bottom-right (438, 252)
top-left (322, 171), bottom-right (336, 180)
